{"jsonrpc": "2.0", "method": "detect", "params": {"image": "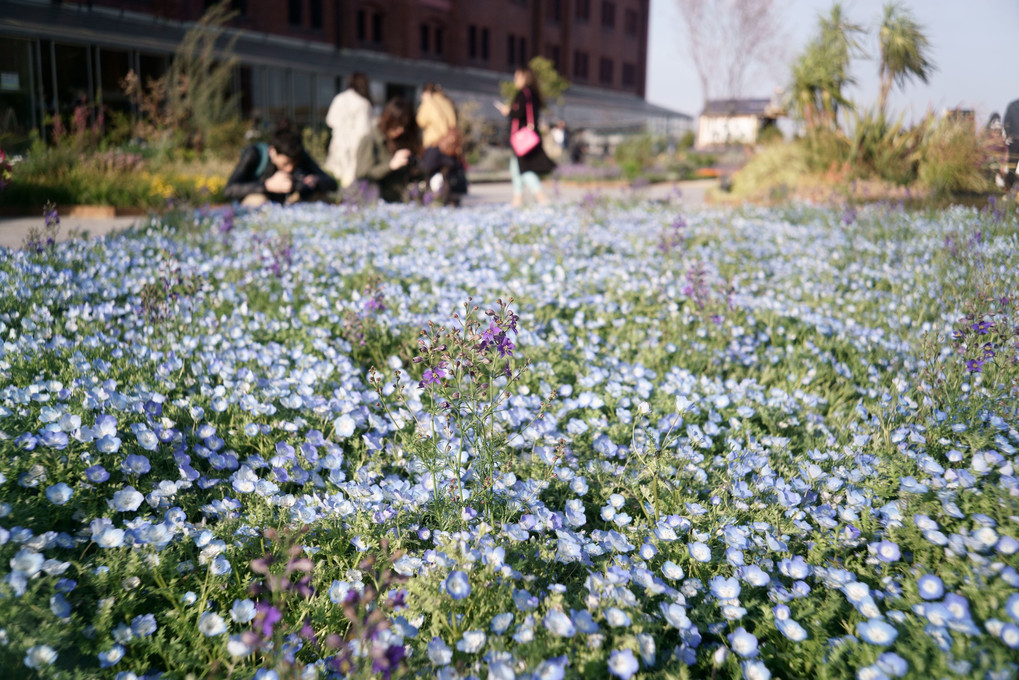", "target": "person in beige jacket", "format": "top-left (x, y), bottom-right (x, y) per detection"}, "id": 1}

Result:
top-left (416, 83), bottom-right (457, 150)
top-left (325, 73), bottom-right (373, 188)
